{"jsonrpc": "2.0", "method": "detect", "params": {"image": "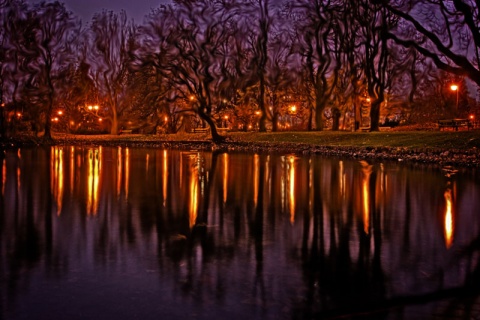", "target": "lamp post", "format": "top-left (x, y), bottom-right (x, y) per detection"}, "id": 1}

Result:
top-left (88, 105), bottom-right (99, 113)
top-left (450, 84), bottom-right (459, 115)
